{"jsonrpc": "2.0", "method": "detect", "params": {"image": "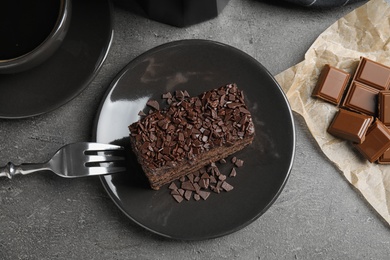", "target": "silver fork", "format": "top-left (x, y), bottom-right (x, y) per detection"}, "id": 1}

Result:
top-left (0, 142), bottom-right (126, 179)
